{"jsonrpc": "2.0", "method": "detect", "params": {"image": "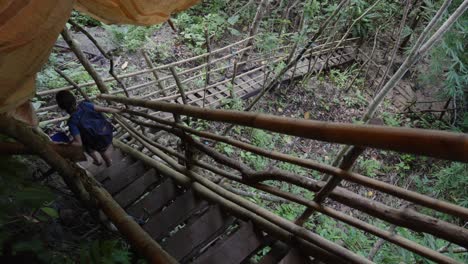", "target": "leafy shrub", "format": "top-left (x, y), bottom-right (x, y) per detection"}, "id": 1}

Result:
top-left (104, 25), bottom-right (160, 52)
top-left (71, 11), bottom-right (102, 27)
top-left (358, 158), bottom-right (381, 177)
top-left (80, 240), bottom-right (132, 264)
top-left (434, 162), bottom-right (468, 207)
